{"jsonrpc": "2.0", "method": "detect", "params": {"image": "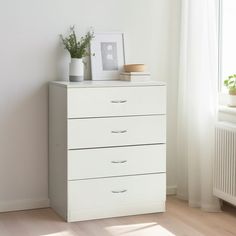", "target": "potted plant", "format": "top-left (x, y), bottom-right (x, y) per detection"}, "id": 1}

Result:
top-left (60, 26), bottom-right (94, 82)
top-left (224, 74), bottom-right (236, 107)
